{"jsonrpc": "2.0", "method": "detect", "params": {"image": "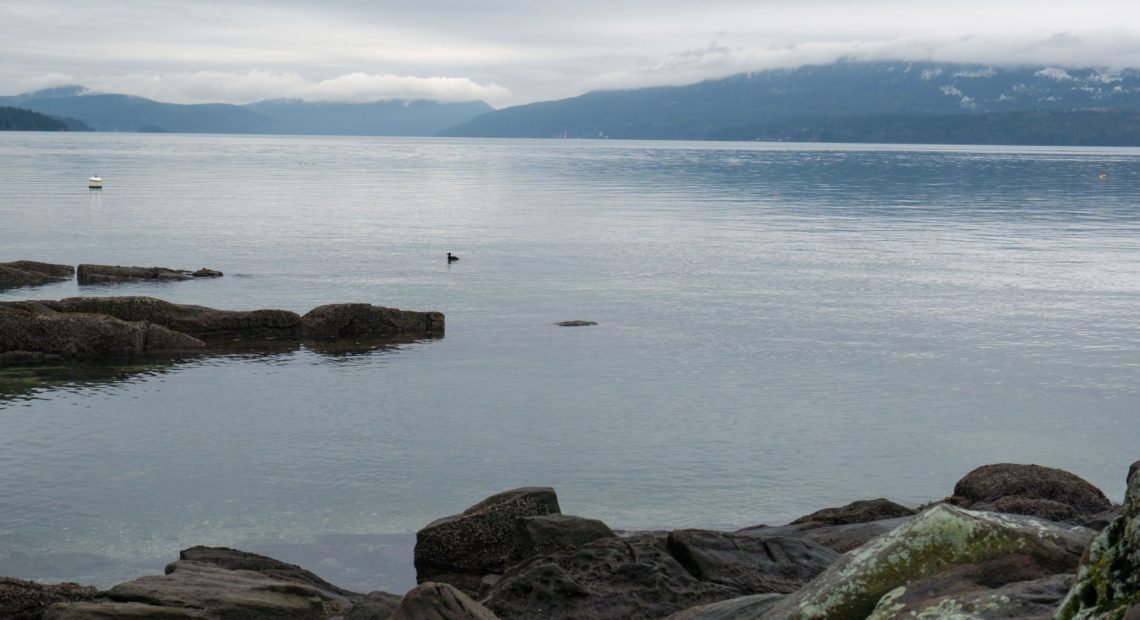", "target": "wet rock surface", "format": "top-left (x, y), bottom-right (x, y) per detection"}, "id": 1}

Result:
top-left (507, 514), bottom-right (616, 566)
top-left (301, 303), bottom-right (444, 339)
top-left (0, 577), bottom-right (99, 620)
